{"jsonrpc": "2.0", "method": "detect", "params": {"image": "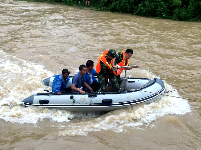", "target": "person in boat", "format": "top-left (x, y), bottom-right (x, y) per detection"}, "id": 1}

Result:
top-left (71, 64), bottom-right (87, 94)
top-left (96, 49), bottom-right (119, 92)
top-left (52, 69), bottom-right (71, 94)
top-left (91, 68), bottom-right (96, 76)
top-left (112, 49), bottom-right (139, 85)
top-left (83, 60), bottom-right (99, 92)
